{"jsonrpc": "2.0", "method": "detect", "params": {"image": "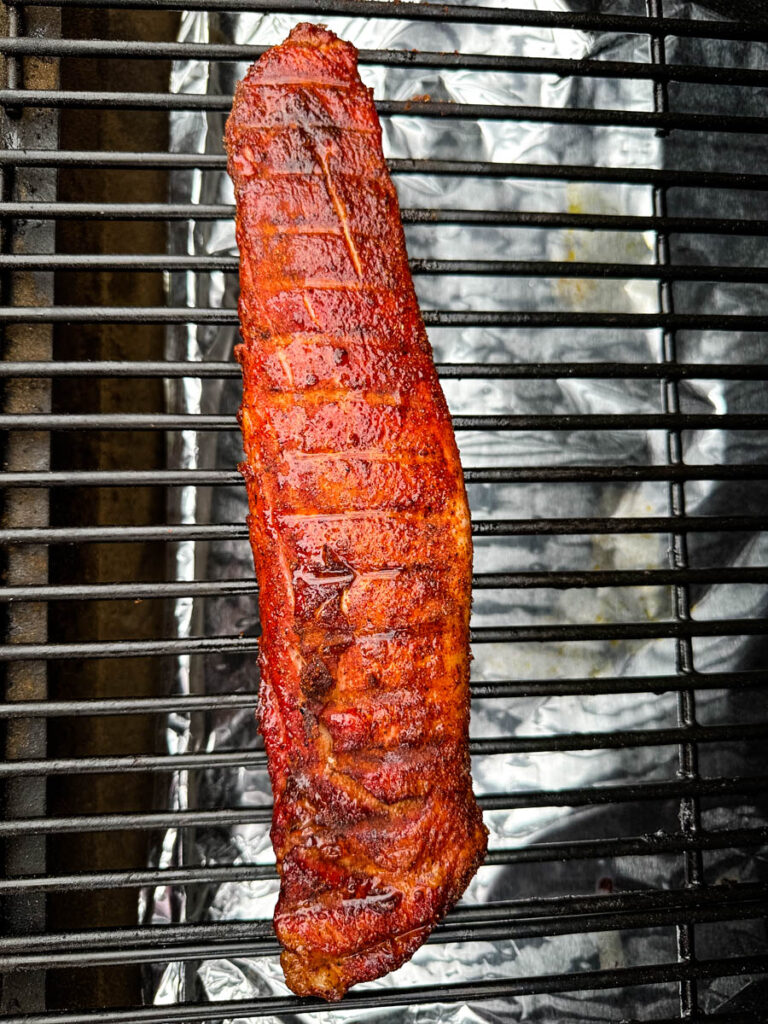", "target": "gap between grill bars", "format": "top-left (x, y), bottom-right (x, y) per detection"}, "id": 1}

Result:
top-left (3, 2), bottom-right (768, 1023)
